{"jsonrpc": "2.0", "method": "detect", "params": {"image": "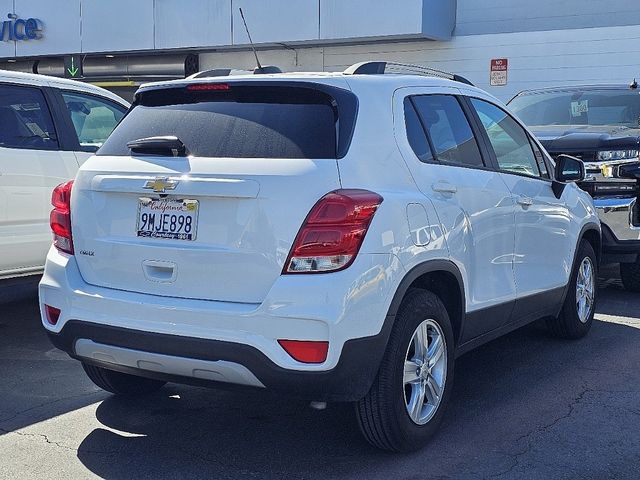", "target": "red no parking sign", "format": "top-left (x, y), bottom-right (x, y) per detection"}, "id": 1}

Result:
top-left (490, 58), bottom-right (508, 86)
